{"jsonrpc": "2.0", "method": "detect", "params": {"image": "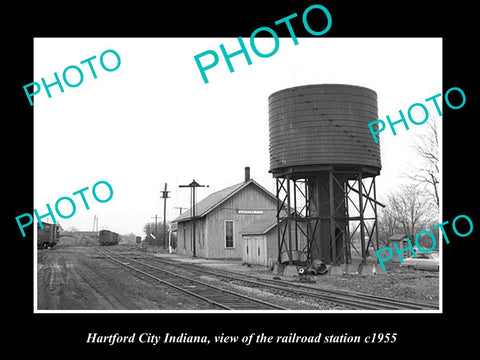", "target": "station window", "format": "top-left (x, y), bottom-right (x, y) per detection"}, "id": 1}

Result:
top-left (183, 224), bottom-right (187, 249)
top-left (225, 220), bottom-right (234, 248)
top-left (199, 222), bottom-right (205, 249)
